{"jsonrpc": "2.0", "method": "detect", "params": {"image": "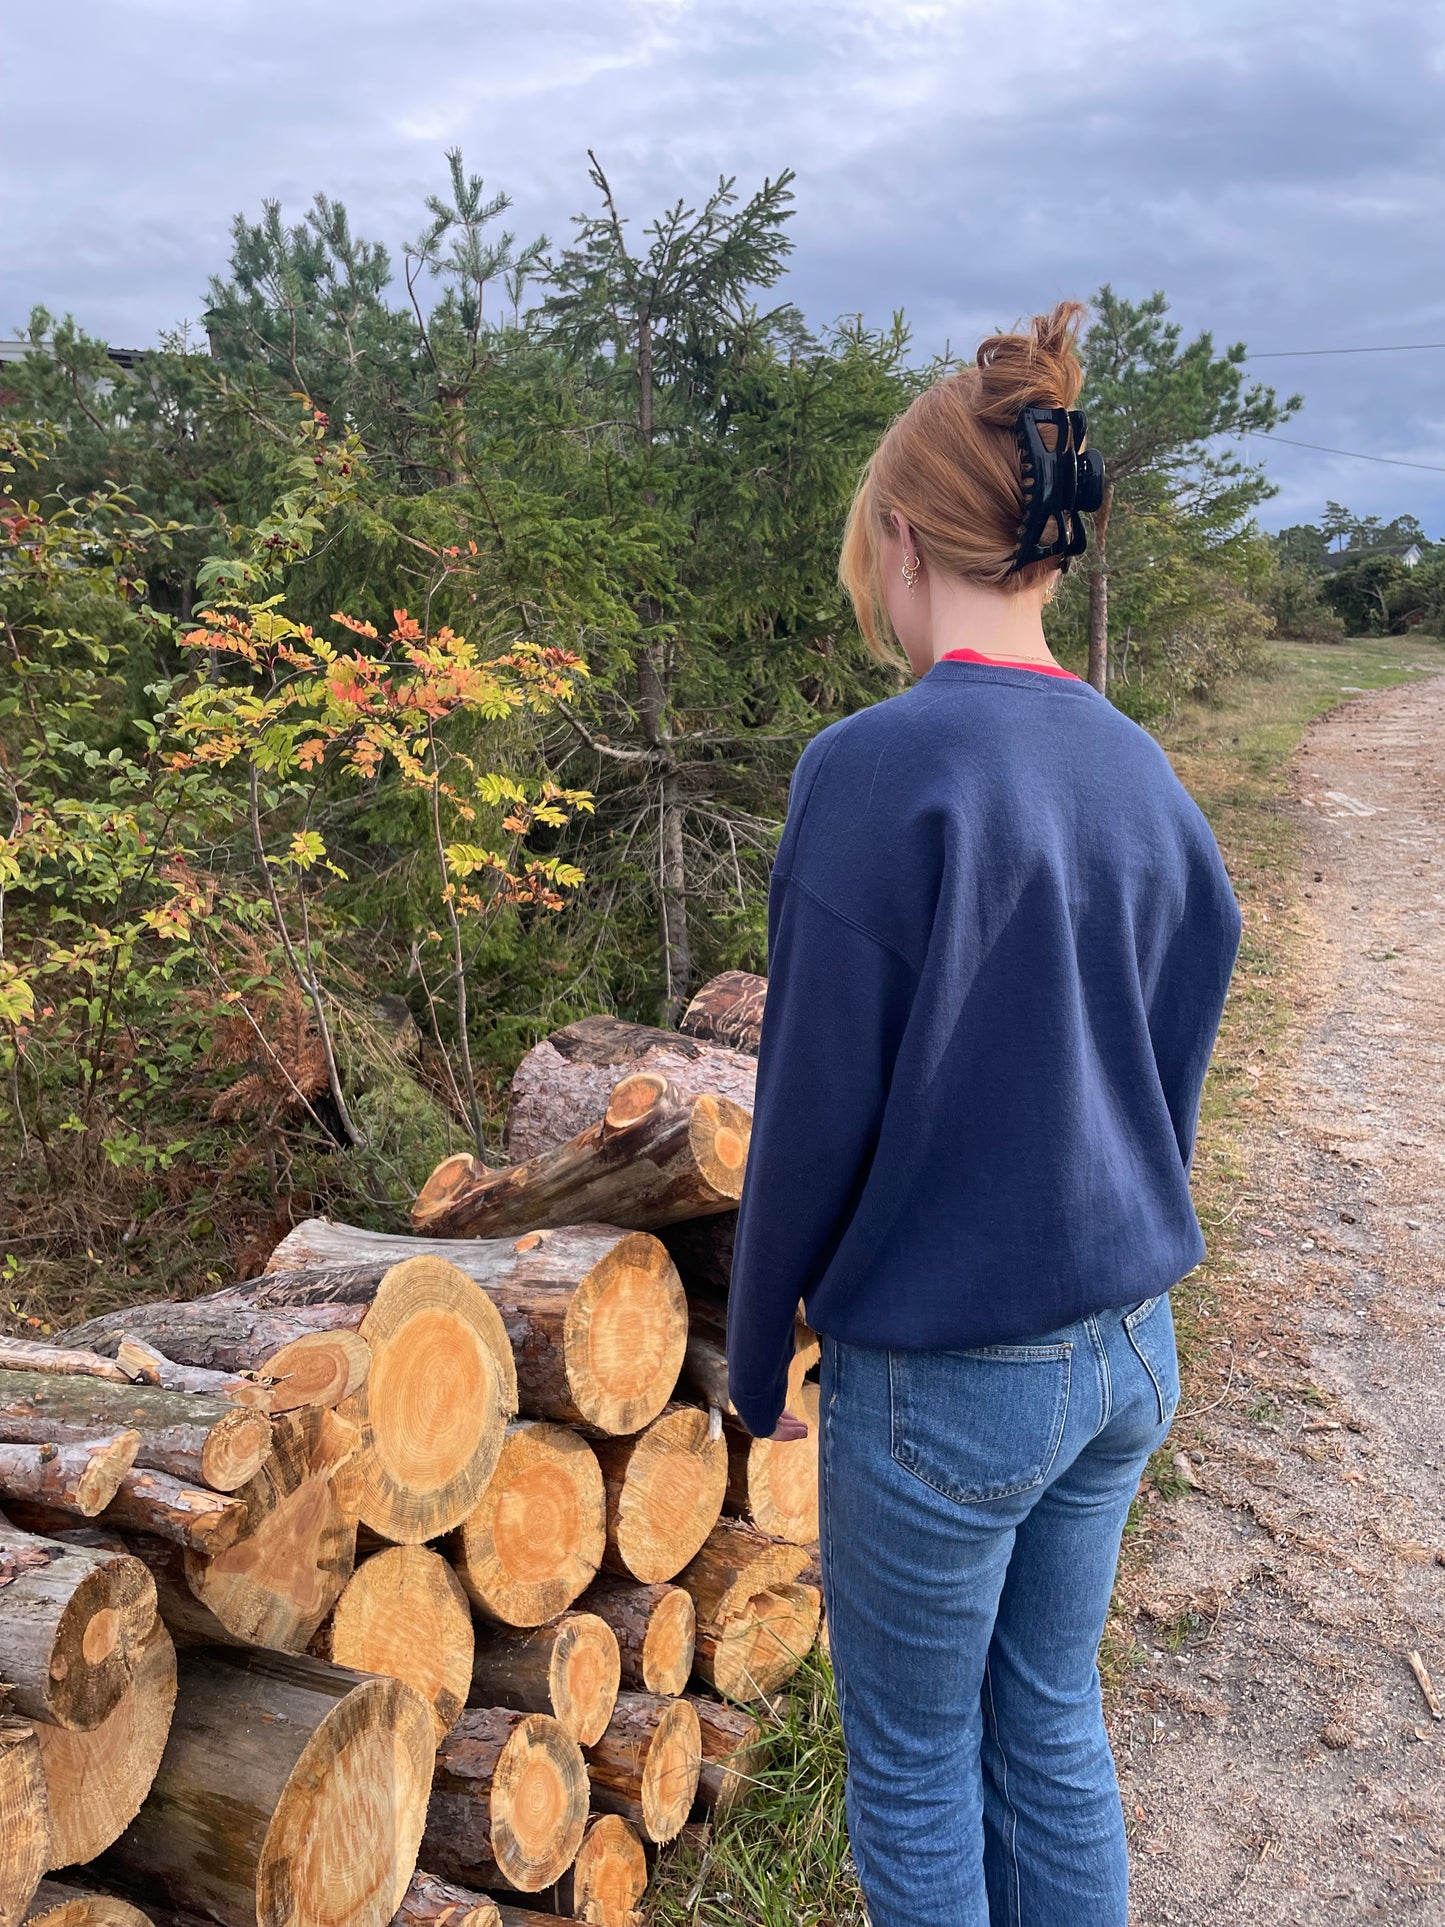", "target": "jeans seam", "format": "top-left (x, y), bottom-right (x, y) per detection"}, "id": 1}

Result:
top-left (1087, 1315), bottom-right (1114, 1434)
top-left (983, 1658), bottom-right (1022, 1927)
